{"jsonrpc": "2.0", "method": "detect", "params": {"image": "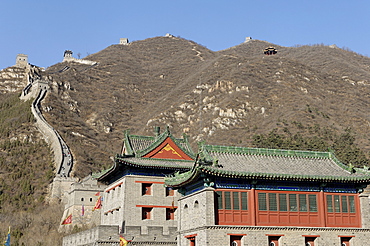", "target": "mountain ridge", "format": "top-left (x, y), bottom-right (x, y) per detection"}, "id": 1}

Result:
top-left (1, 35), bottom-right (370, 244)
top-left (41, 36), bottom-right (370, 176)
